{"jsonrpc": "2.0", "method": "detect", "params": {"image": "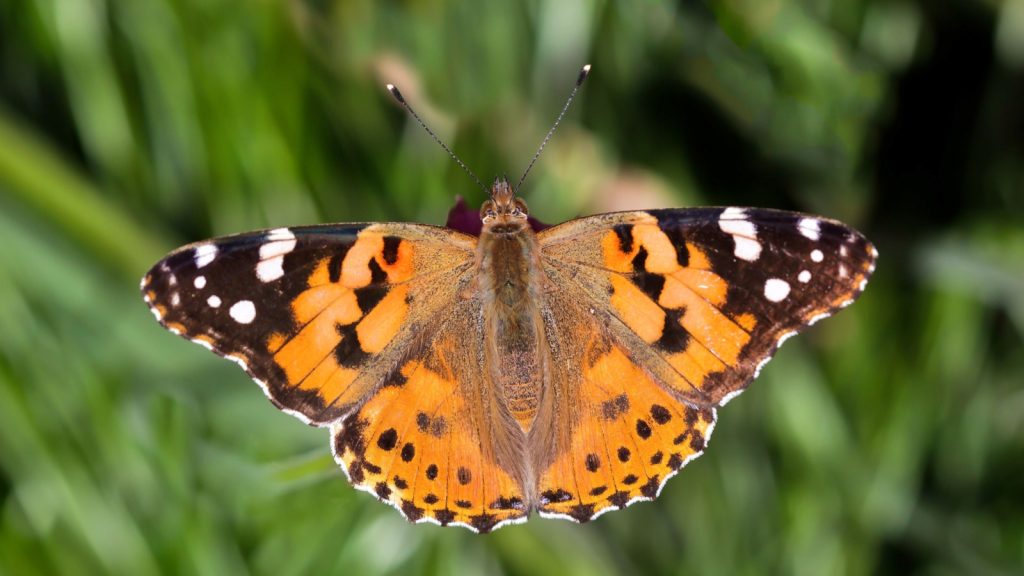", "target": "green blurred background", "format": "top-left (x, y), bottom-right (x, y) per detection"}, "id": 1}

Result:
top-left (1, 0), bottom-right (1022, 574)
